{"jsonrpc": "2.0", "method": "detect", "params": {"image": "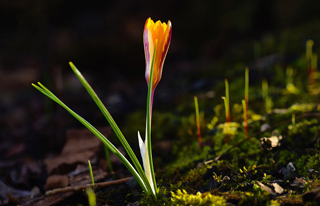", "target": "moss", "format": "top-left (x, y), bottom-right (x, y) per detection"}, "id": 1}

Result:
top-left (287, 119), bottom-right (320, 149)
top-left (217, 122), bottom-right (240, 136)
top-left (289, 103), bottom-right (316, 113)
top-left (138, 186), bottom-right (171, 206)
top-left (305, 153), bottom-right (320, 173)
top-left (269, 199), bottom-right (281, 206)
top-left (170, 141), bottom-right (214, 170)
top-left (171, 189), bottom-right (227, 206)
top-left (168, 165), bottom-right (208, 193)
top-left (224, 189), bottom-right (273, 206)
top-left (274, 149), bottom-right (296, 166)
top-left (295, 154), bottom-right (311, 176)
